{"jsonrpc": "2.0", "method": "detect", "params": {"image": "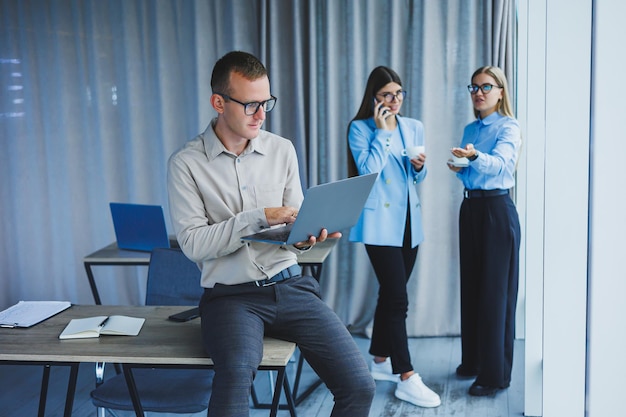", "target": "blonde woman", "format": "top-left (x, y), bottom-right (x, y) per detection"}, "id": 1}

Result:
top-left (448, 66), bottom-right (521, 396)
